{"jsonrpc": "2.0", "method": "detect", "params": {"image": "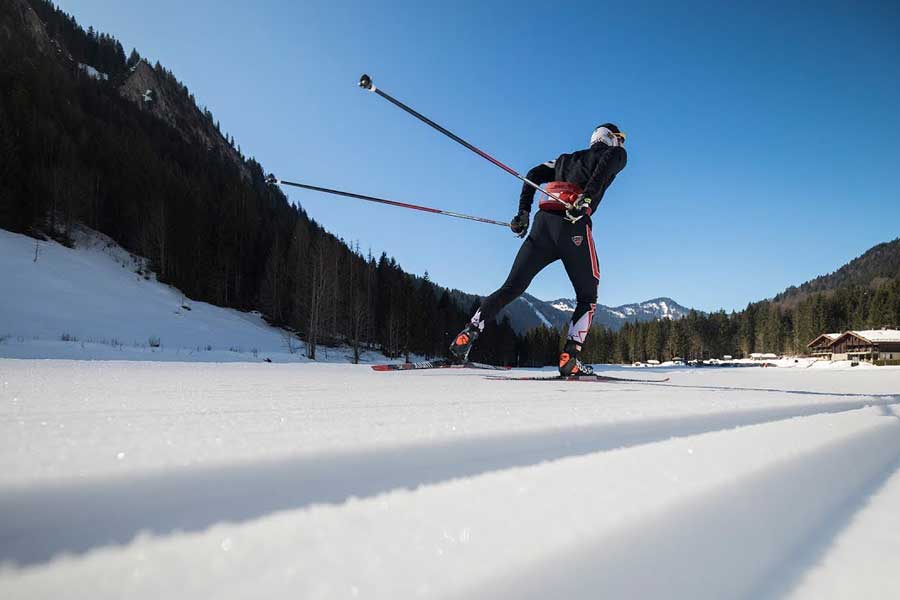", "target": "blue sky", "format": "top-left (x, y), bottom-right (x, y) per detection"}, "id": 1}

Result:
top-left (58, 0), bottom-right (900, 311)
